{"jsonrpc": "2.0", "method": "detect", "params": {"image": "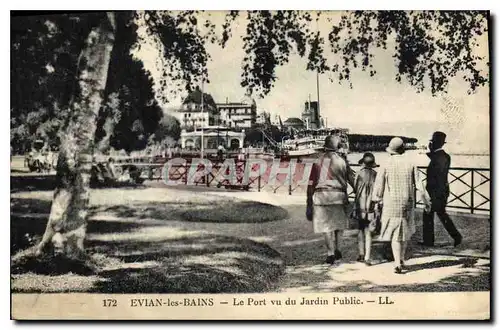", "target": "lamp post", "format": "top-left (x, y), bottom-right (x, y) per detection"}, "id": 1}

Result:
top-left (200, 78), bottom-right (204, 159)
top-left (217, 114), bottom-right (220, 148)
top-left (316, 71), bottom-right (321, 128)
